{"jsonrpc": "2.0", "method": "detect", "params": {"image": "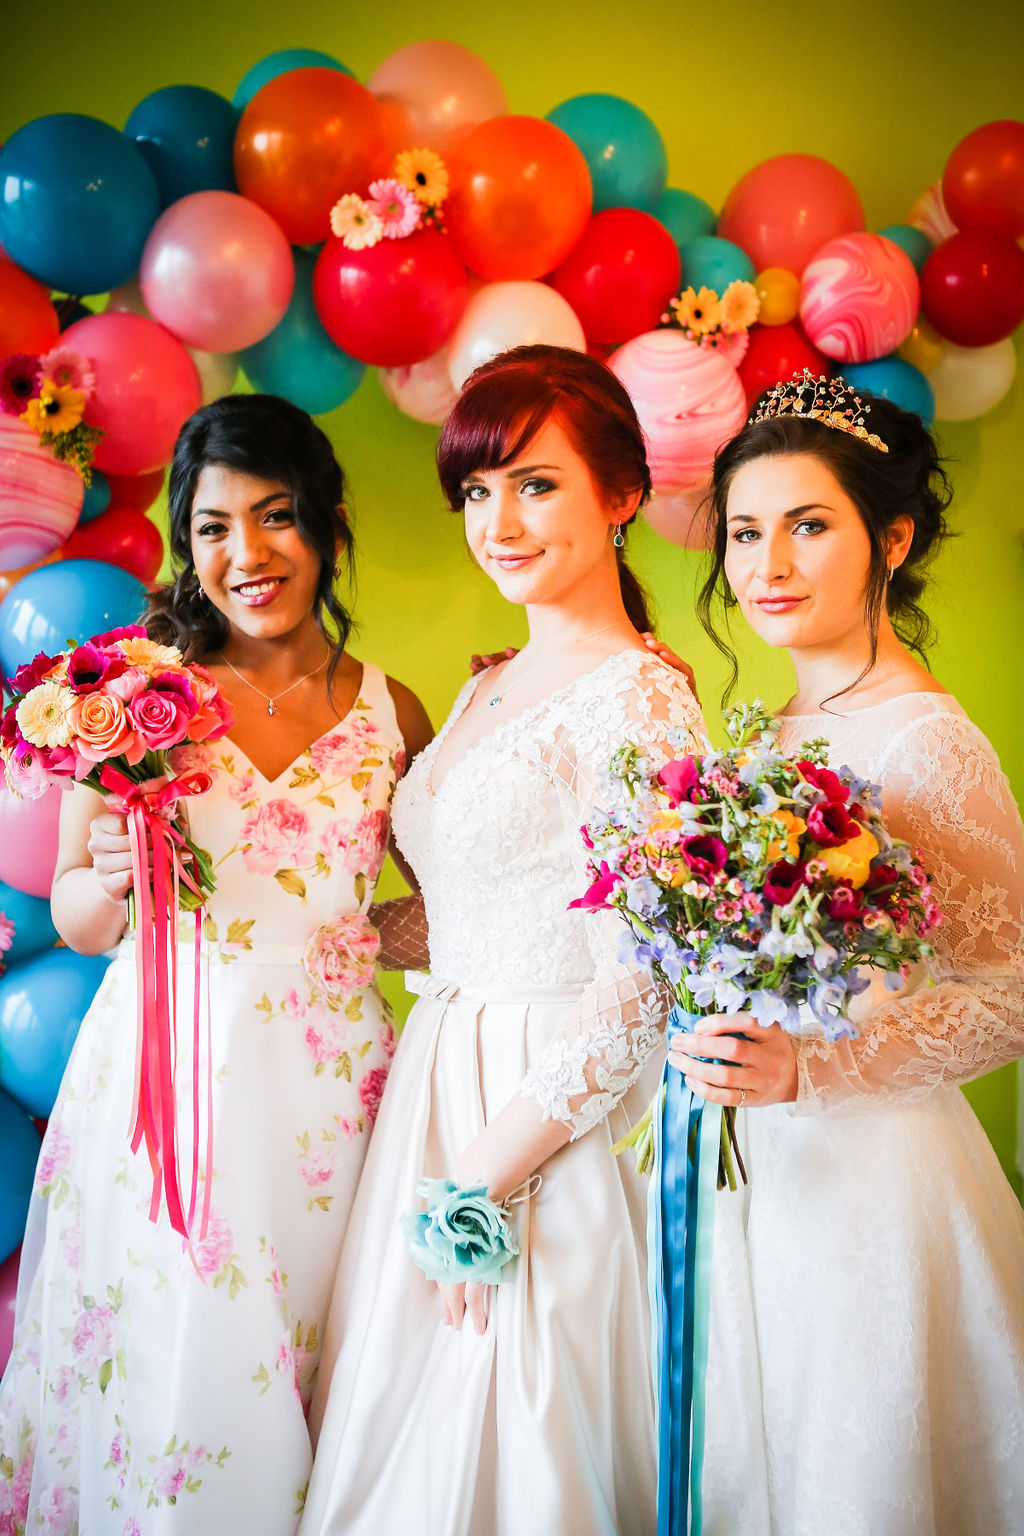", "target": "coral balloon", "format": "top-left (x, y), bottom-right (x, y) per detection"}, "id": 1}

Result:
top-left (61, 313), bottom-right (201, 475)
top-left (235, 68), bottom-right (393, 246)
top-left (718, 154), bottom-right (864, 276)
top-left (928, 335), bottom-right (1017, 421)
top-left (800, 234), bottom-right (920, 363)
top-left (65, 506), bottom-right (165, 584)
top-left (314, 230), bottom-right (468, 369)
top-left (943, 120), bottom-right (1024, 240)
top-left (755, 268), bottom-right (801, 326)
top-left (139, 191), bottom-right (294, 353)
top-left (445, 117), bottom-right (592, 281)
top-left (0, 780), bottom-right (61, 899)
top-left (921, 230), bottom-right (1024, 347)
top-left (610, 331), bottom-right (747, 491)
top-left (368, 39), bottom-right (508, 157)
top-left (447, 282), bottom-right (586, 390)
top-left (378, 345), bottom-right (458, 425)
top-left (545, 93), bottom-right (668, 213)
top-left (549, 208), bottom-right (681, 346)
top-left (643, 483), bottom-right (711, 549)
top-left (0, 258), bottom-right (58, 357)
top-left (738, 322), bottom-right (830, 408)
top-left (0, 415), bottom-right (83, 571)
top-left (104, 469), bottom-right (165, 514)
